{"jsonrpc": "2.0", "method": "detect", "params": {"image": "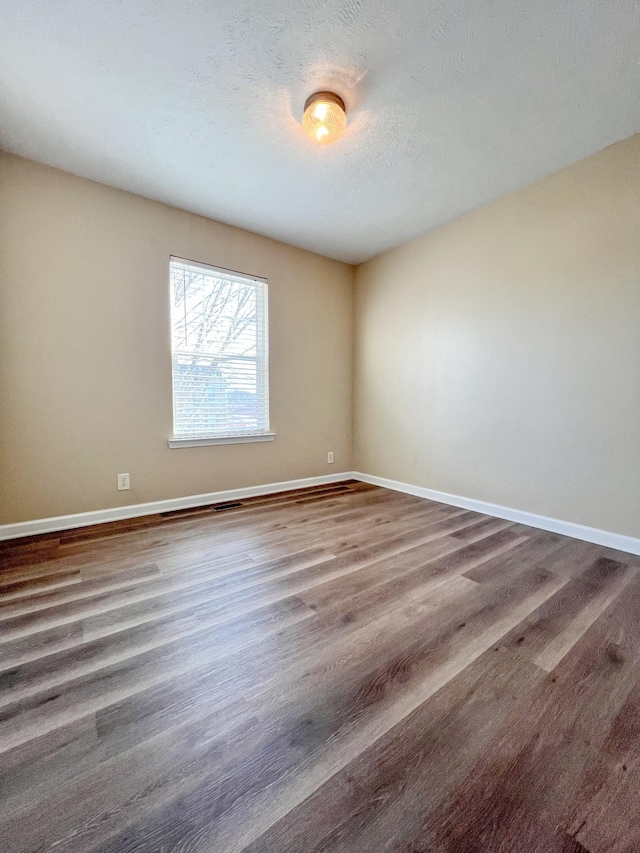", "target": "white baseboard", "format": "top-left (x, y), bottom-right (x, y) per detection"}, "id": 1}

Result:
top-left (353, 471), bottom-right (640, 557)
top-left (3, 470), bottom-right (639, 558)
top-left (0, 473), bottom-right (357, 541)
